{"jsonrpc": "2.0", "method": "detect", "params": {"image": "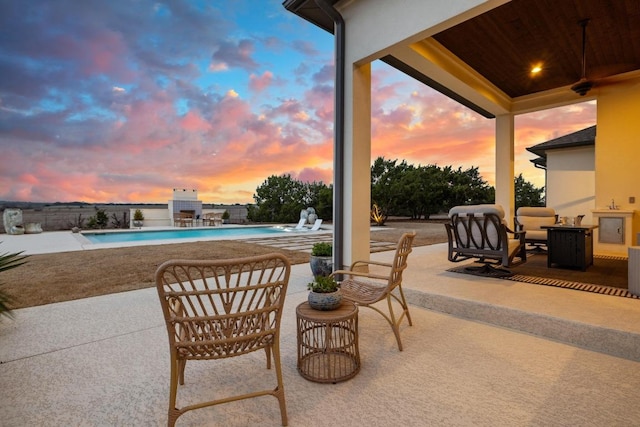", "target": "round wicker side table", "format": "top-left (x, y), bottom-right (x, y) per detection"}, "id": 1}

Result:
top-left (296, 300), bottom-right (360, 383)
